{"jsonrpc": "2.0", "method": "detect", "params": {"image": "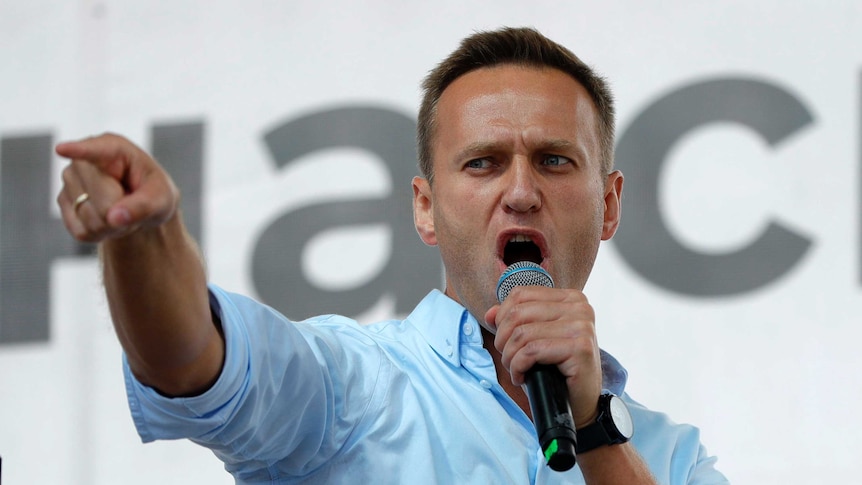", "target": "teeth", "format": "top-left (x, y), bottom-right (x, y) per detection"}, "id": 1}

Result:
top-left (509, 235), bottom-right (533, 243)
